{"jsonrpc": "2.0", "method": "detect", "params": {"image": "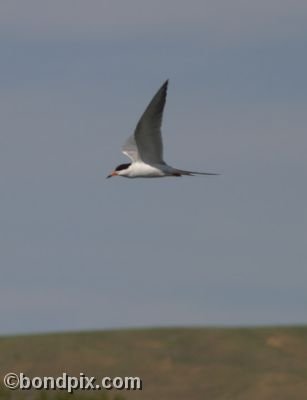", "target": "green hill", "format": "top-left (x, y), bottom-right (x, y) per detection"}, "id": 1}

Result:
top-left (0, 326), bottom-right (307, 400)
